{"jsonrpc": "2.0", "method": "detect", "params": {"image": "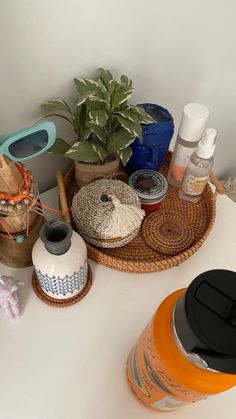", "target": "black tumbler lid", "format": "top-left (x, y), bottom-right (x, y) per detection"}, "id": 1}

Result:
top-left (175, 269), bottom-right (236, 374)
